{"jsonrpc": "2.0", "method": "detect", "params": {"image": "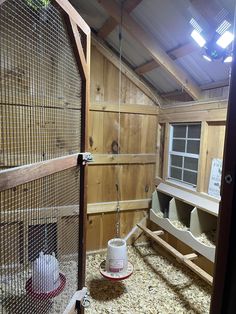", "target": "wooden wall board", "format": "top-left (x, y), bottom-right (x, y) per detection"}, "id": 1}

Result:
top-left (156, 123), bottom-right (165, 178)
top-left (90, 45), bottom-right (157, 106)
top-left (91, 154), bottom-right (156, 165)
top-left (204, 122), bottom-right (225, 193)
top-left (87, 199), bottom-right (151, 214)
top-left (0, 105), bottom-right (81, 167)
top-left (58, 216), bottom-right (79, 256)
top-left (1, 167), bottom-right (80, 211)
top-left (0, 222), bottom-right (22, 265)
top-left (88, 111), bottom-right (157, 154)
top-left (197, 121), bottom-right (208, 192)
top-left (90, 103), bottom-right (158, 115)
top-left (86, 209), bottom-right (147, 251)
top-left (159, 108), bottom-right (227, 123)
top-left (92, 37), bottom-right (161, 105)
top-left (161, 100), bottom-right (227, 113)
top-left (87, 164), bottom-right (155, 203)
